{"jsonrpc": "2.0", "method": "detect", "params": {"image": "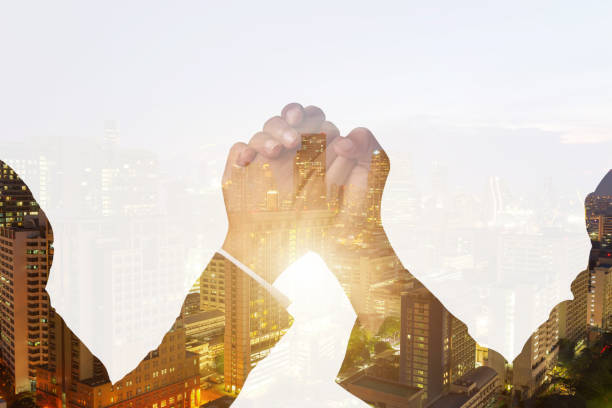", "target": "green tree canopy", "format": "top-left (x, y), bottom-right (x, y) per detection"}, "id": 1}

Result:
top-left (376, 316), bottom-right (400, 339)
